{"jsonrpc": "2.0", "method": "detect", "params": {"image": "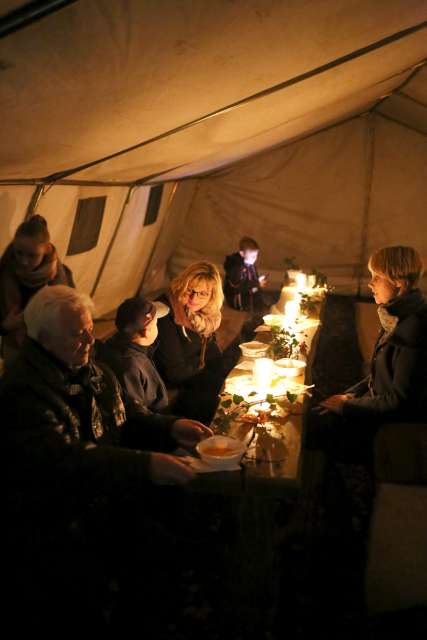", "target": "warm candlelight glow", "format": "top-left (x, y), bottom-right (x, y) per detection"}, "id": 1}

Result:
top-left (307, 274), bottom-right (316, 288)
top-left (295, 272), bottom-right (307, 289)
top-left (284, 300), bottom-right (300, 322)
top-left (253, 358), bottom-right (275, 390)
